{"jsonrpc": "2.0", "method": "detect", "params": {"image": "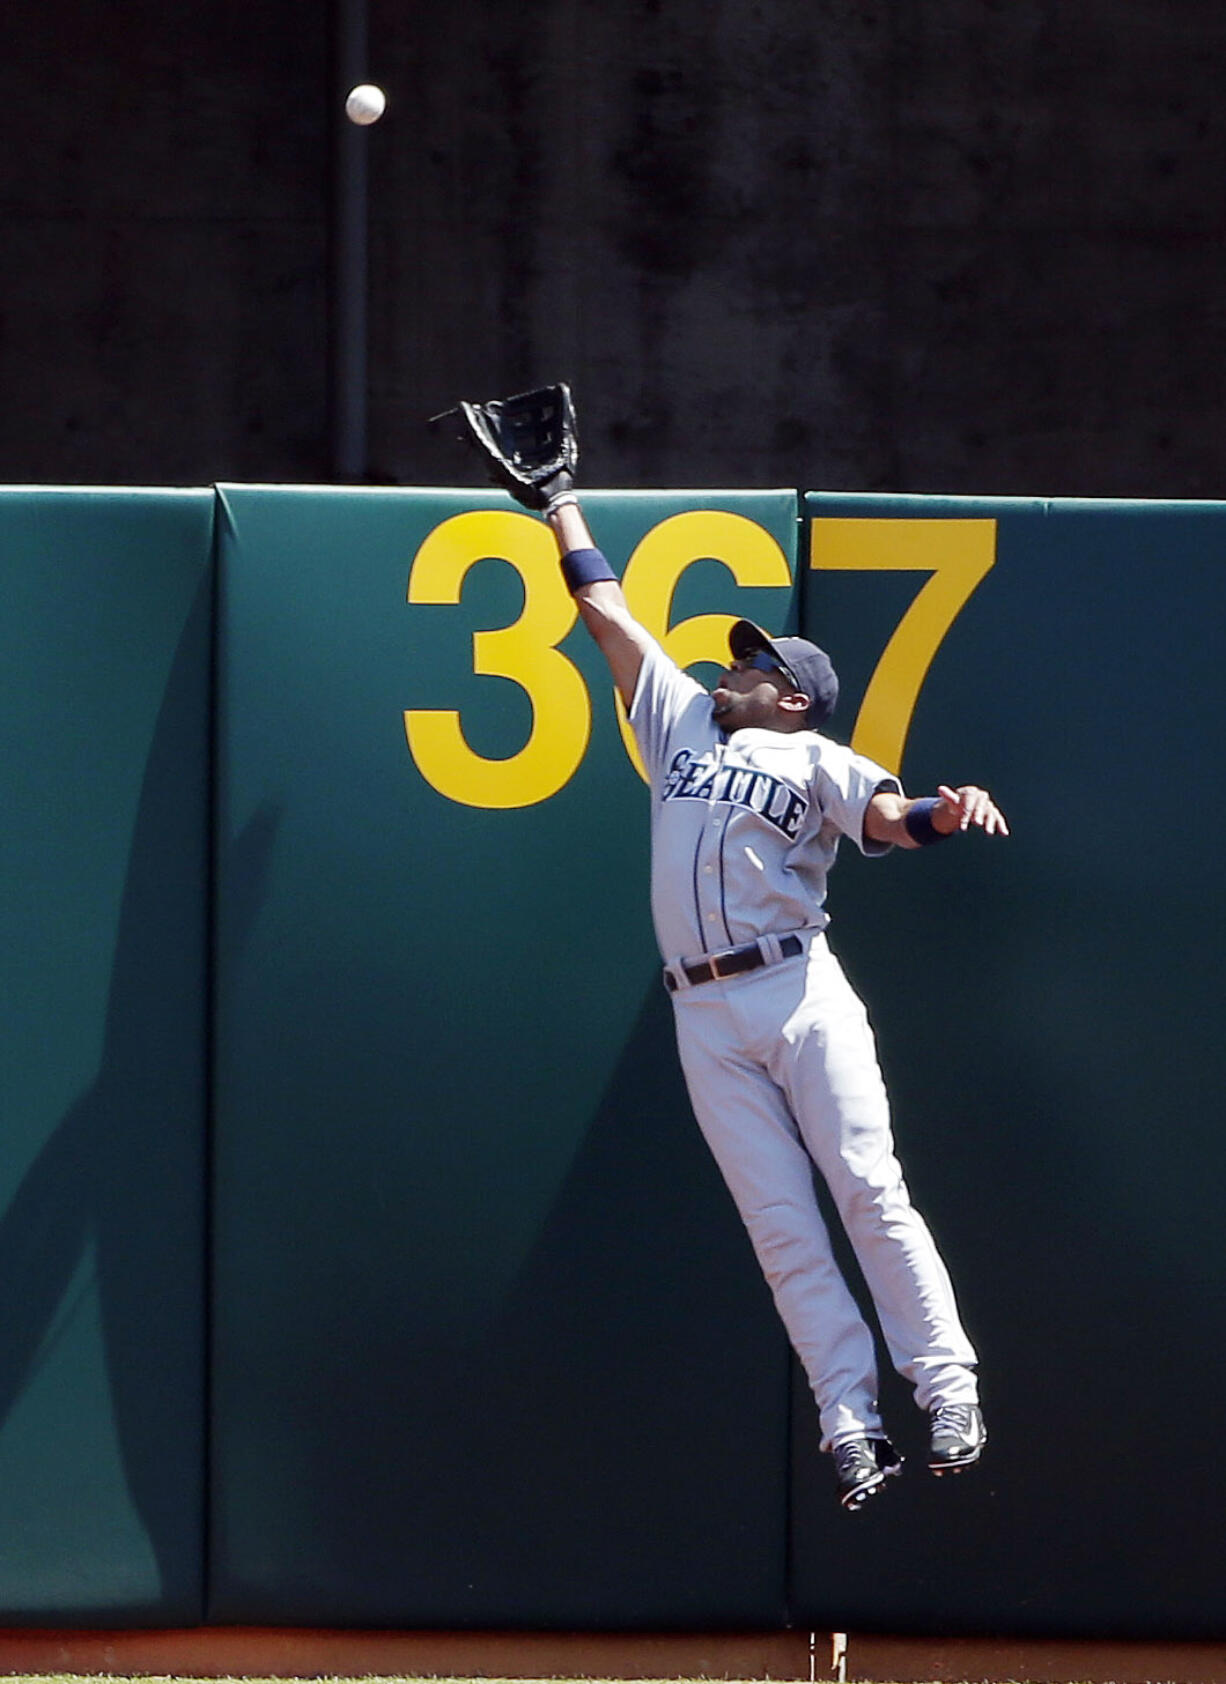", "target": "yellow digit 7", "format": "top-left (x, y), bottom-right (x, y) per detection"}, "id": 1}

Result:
top-left (617, 511), bottom-right (794, 782)
top-left (404, 510), bottom-right (590, 808)
top-left (810, 518), bottom-right (997, 775)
